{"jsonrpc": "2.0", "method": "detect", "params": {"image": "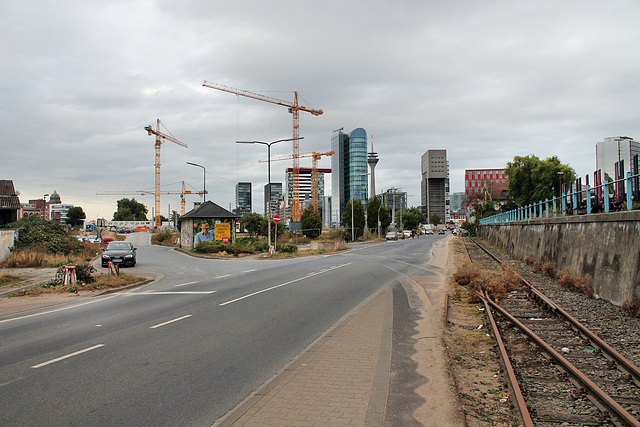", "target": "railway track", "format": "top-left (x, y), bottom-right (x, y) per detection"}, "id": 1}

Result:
top-left (463, 237), bottom-right (640, 426)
